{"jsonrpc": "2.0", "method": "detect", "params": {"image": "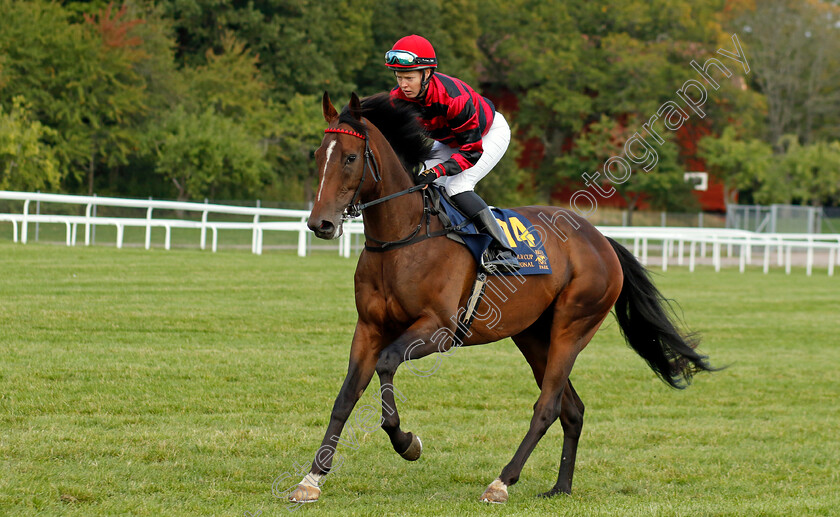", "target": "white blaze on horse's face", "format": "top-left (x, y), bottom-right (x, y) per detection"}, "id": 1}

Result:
top-left (308, 131), bottom-right (364, 240)
top-left (316, 140), bottom-right (337, 203)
